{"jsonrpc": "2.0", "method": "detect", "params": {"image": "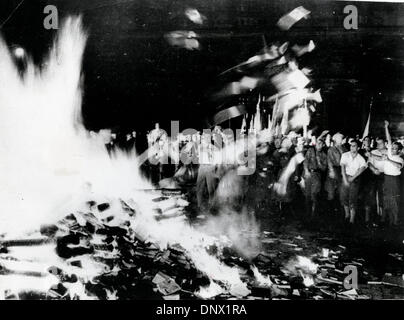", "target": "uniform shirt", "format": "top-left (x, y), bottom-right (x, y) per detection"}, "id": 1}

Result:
top-left (327, 146), bottom-right (345, 167)
top-left (383, 145), bottom-right (404, 176)
top-left (340, 152), bottom-right (367, 177)
top-left (305, 147), bottom-right (327, 171)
